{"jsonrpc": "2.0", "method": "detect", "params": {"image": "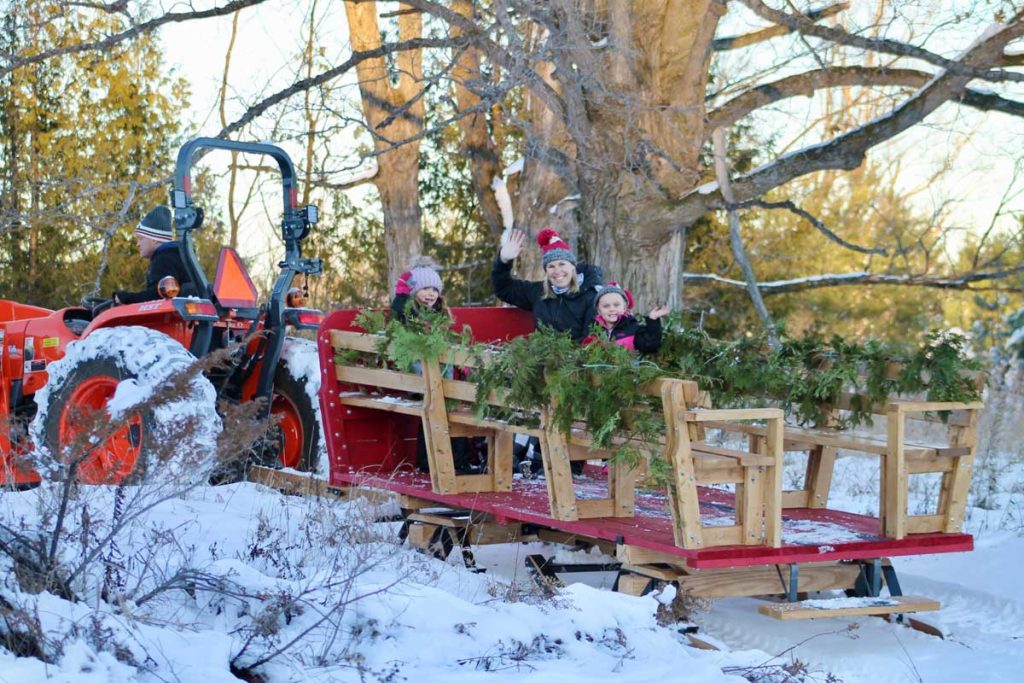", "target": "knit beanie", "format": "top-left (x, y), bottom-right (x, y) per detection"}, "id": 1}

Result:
top-left (408, 266), bottom-right (443, 295)
top-left (596, 282), bottom-right (634, 310)
top-left (135, 206), bottom-right (174, 243)
top-left (536, 228), bottom-right (577, 268)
